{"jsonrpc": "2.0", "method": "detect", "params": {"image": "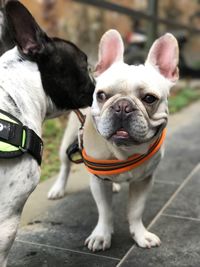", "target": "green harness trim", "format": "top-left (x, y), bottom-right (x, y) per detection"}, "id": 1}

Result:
top-left (0, 109), bottom-right (43, 165)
